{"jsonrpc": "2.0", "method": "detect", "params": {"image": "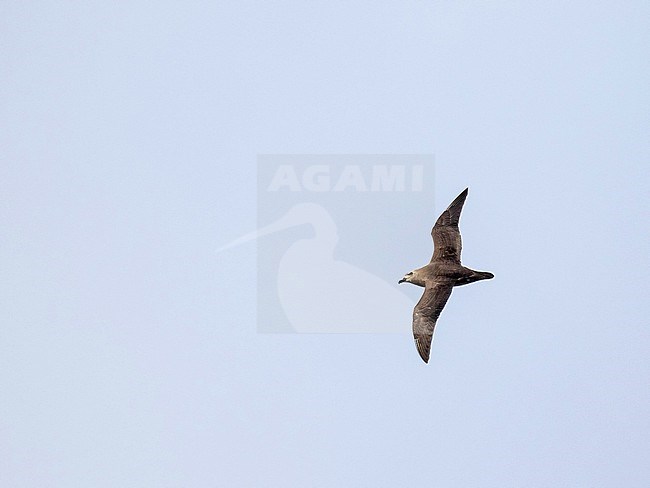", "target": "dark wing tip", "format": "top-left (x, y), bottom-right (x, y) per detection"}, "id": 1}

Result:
top-left (450, 187), bottom-right (469, 207)
top-left (433, 188), bottom-right (469, 229)
top-left (415, 338), bottom-right (431, 363)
